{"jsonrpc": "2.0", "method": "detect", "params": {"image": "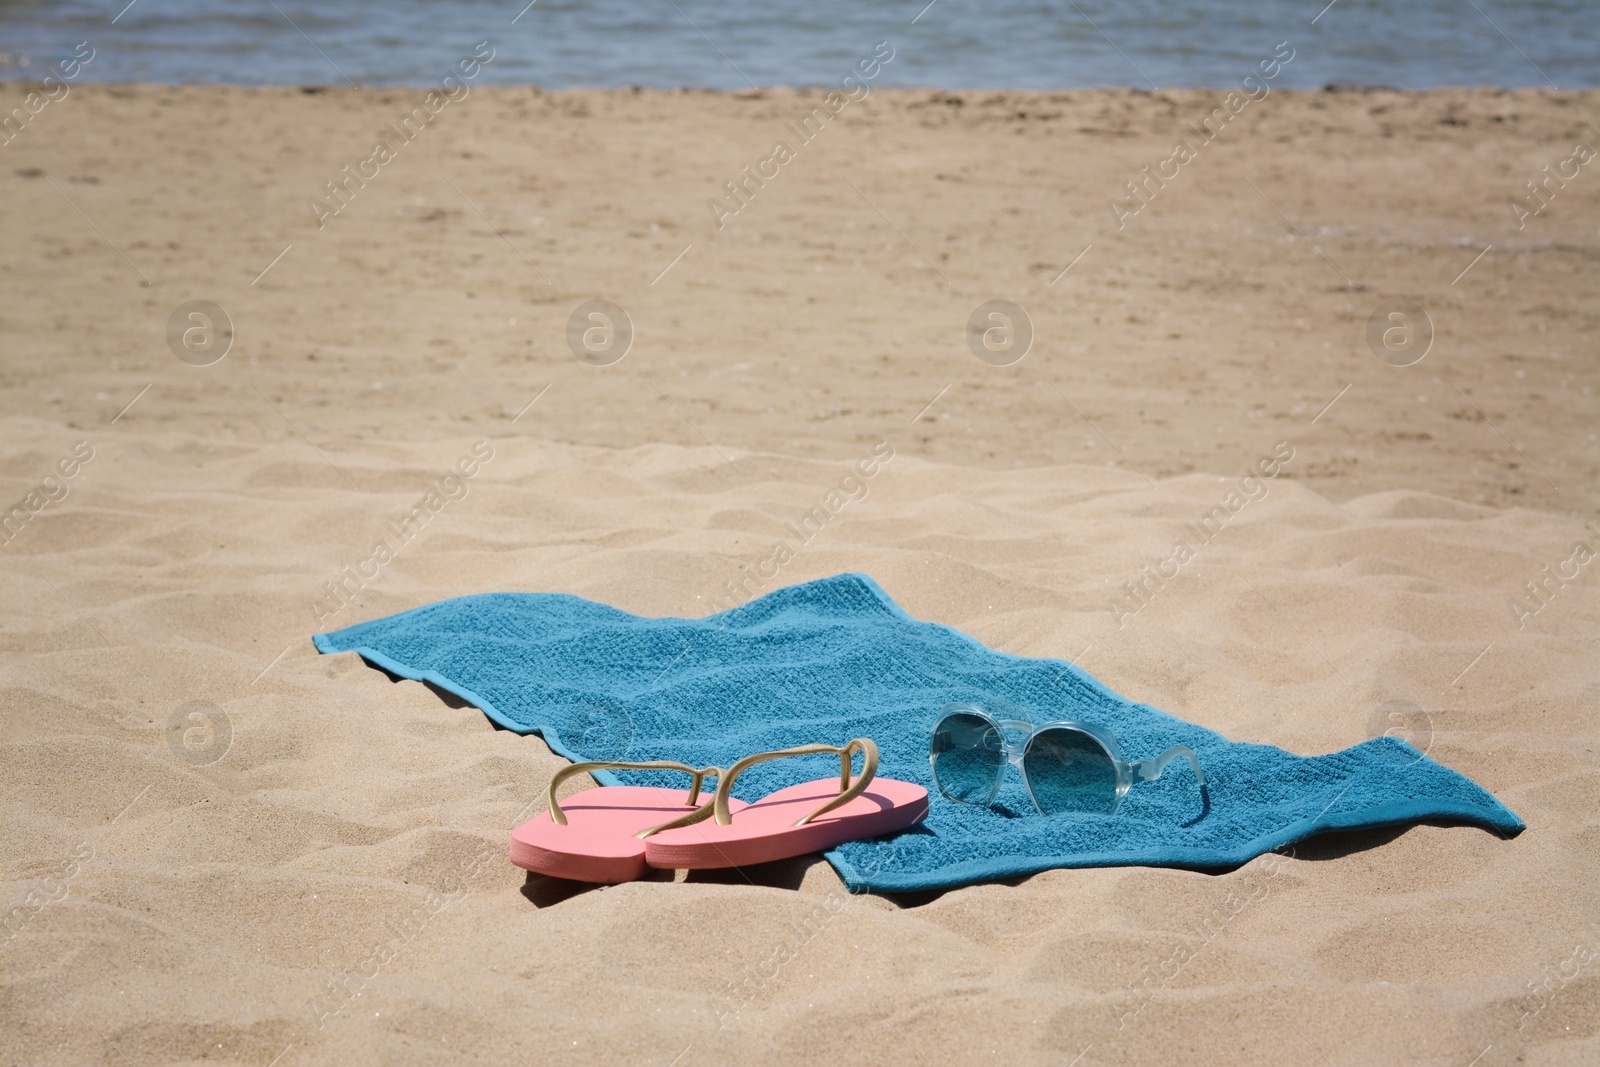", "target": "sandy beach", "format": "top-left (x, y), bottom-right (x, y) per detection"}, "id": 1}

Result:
top-left (2, 84), bottom-right (1597, 1065)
